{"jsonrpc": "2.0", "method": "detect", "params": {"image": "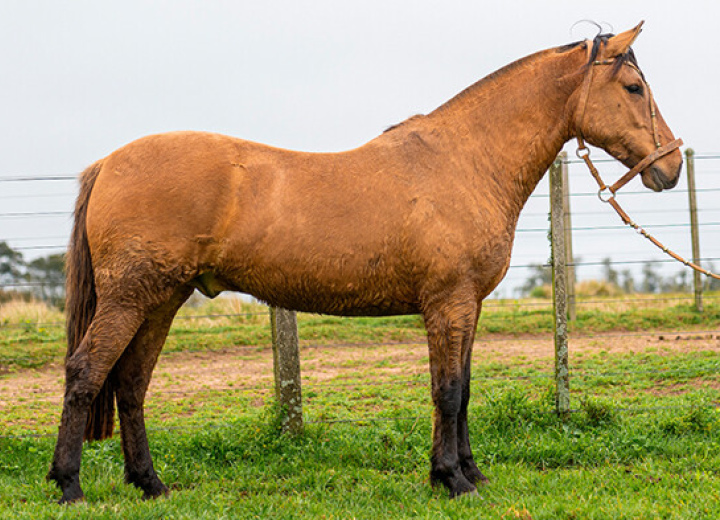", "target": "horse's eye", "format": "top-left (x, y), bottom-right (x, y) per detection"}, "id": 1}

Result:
top-left (624, 84), bottom-right (643, 95)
